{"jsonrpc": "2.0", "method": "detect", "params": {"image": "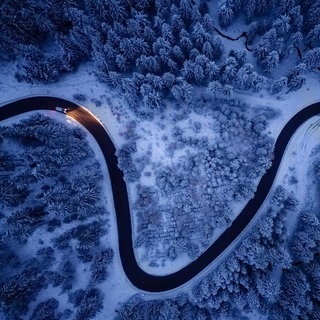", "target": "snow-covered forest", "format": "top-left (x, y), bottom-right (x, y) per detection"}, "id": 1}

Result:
top-left (0, 114), bottom-right (113, 319)
top-left (1, 0), bottom-right (320, 319)
top-left (120, 98), bottom-right (275, 270)
top-left (1, 0), bottom-right (320, 112)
